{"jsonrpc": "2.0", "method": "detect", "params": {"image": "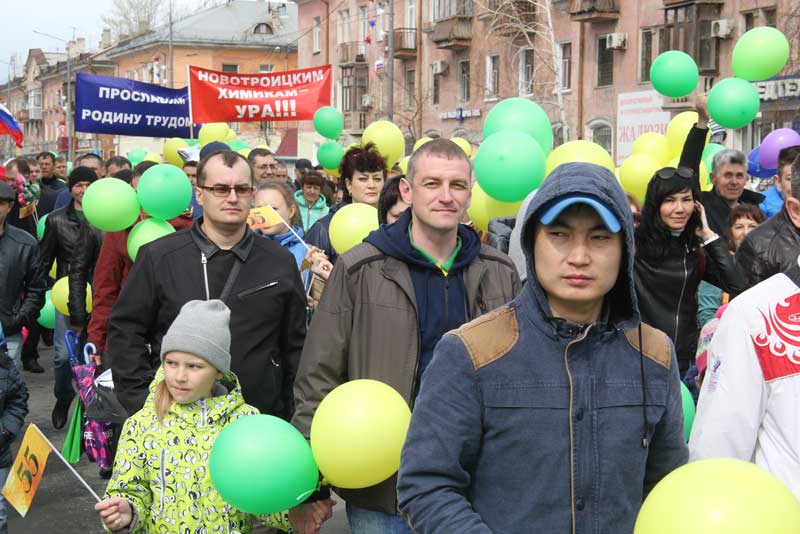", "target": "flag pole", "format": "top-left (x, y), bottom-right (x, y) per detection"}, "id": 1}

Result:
top-left (31, 425), bottom-right (102, 502)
